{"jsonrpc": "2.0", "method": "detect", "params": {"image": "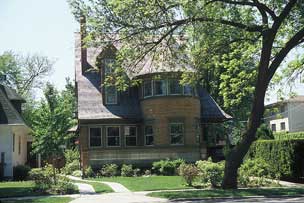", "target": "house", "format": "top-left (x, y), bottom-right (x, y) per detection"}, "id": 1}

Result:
top-left (0, 83), bottom-right (32, 178)
top-left (265, 96), bottom-right (304, 133)
top-left (74, 22), bottom-right (232, 170)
